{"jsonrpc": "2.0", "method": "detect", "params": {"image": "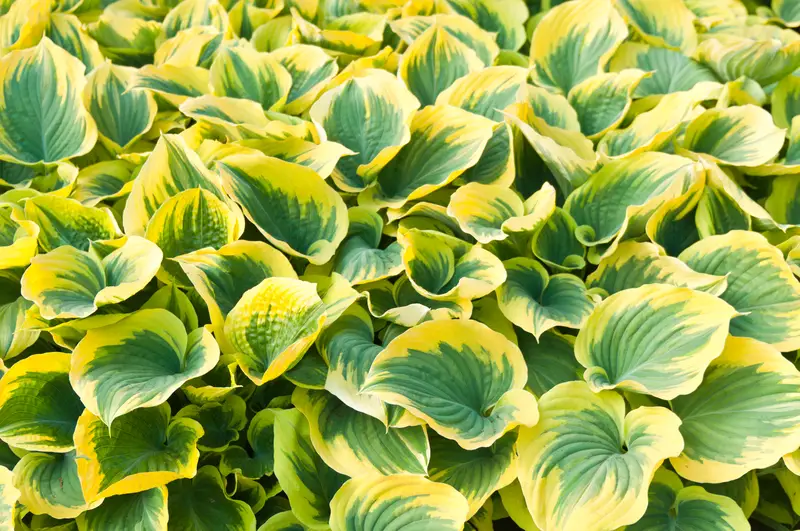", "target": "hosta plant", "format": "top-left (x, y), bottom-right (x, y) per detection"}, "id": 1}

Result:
top-left (1, 0), bottom-right (800, 529)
